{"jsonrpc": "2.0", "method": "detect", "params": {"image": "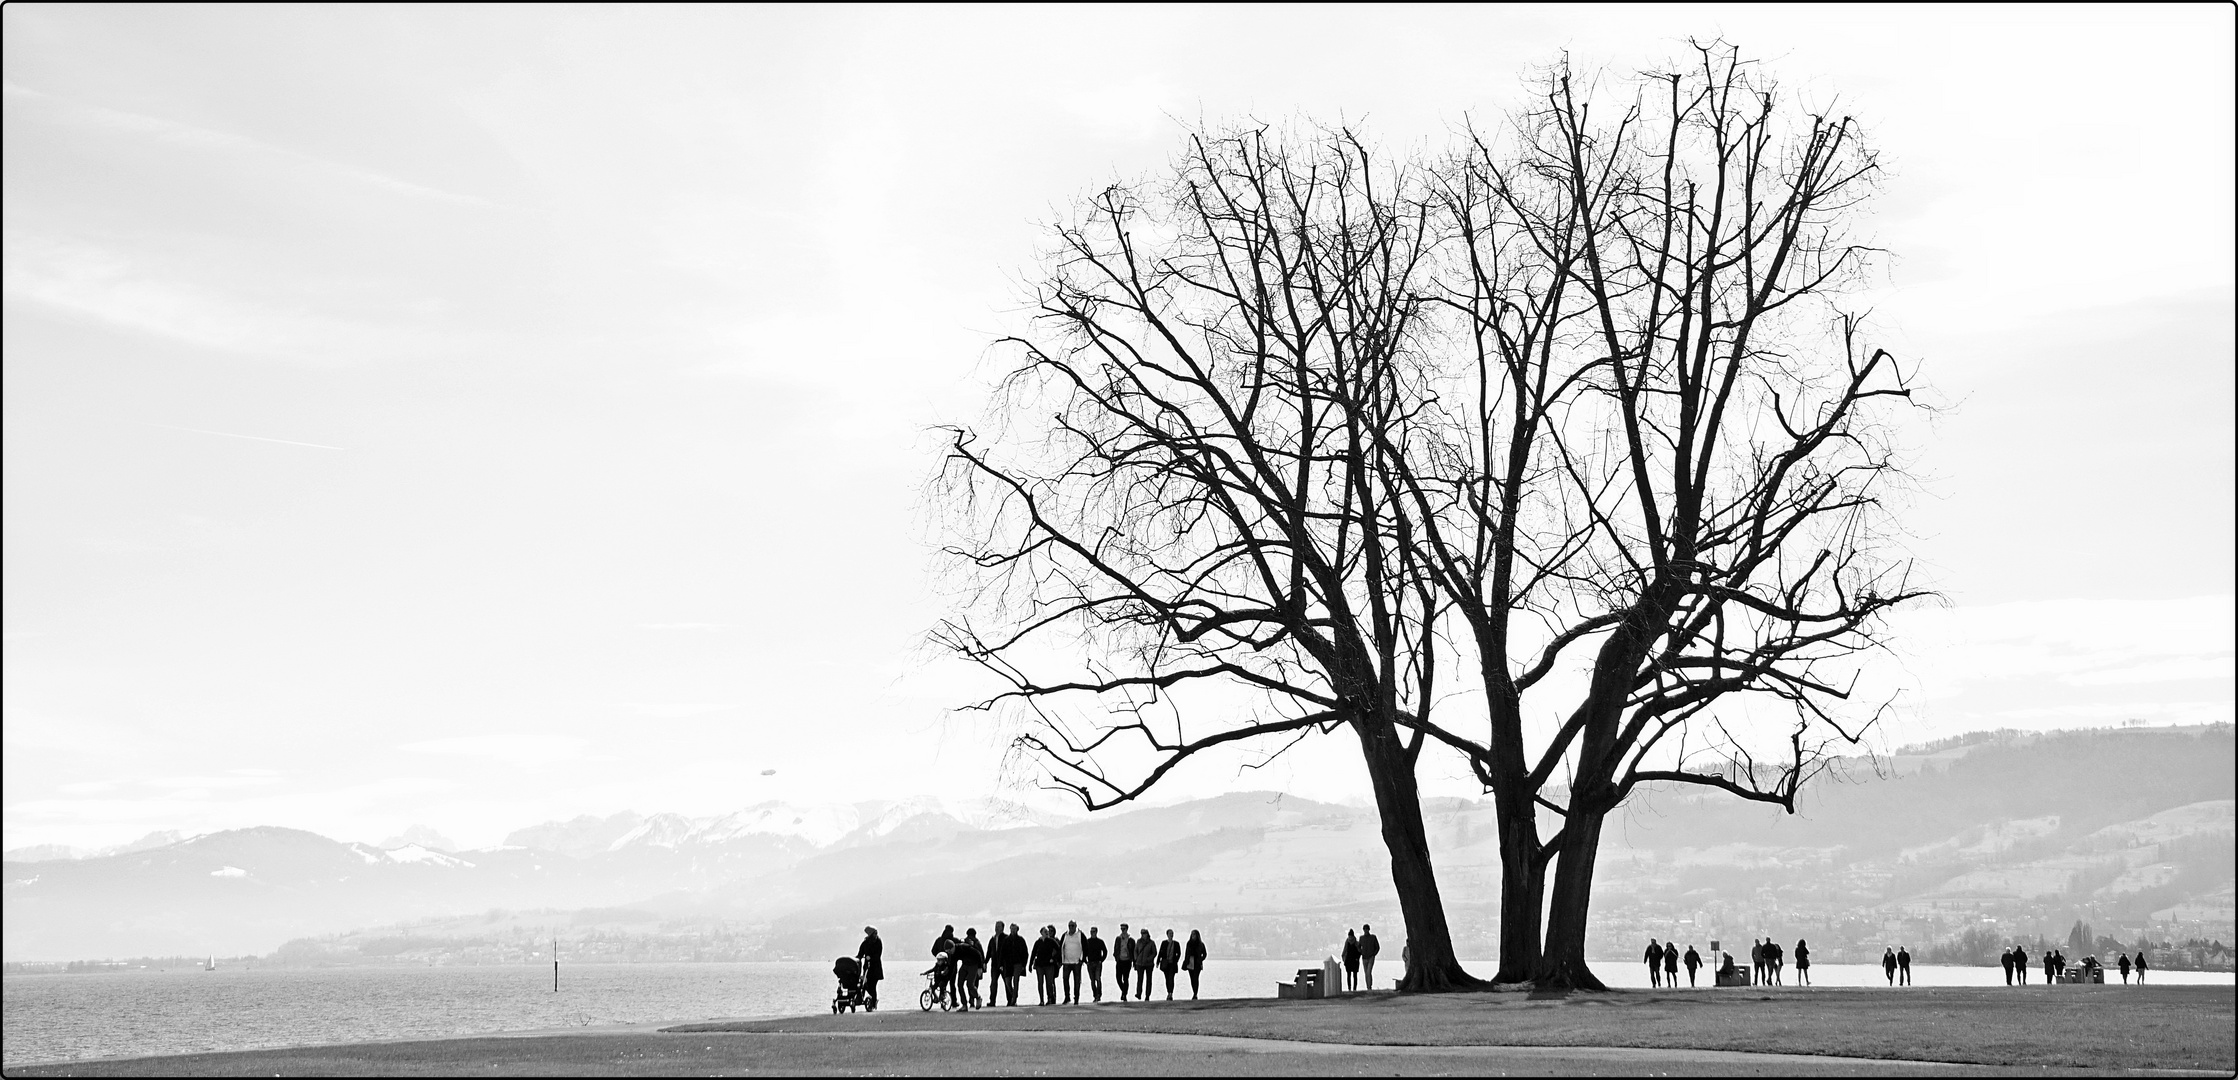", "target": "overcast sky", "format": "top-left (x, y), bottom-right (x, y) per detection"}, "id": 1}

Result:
top-left (4, 4), bottom-right (2232, 852)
